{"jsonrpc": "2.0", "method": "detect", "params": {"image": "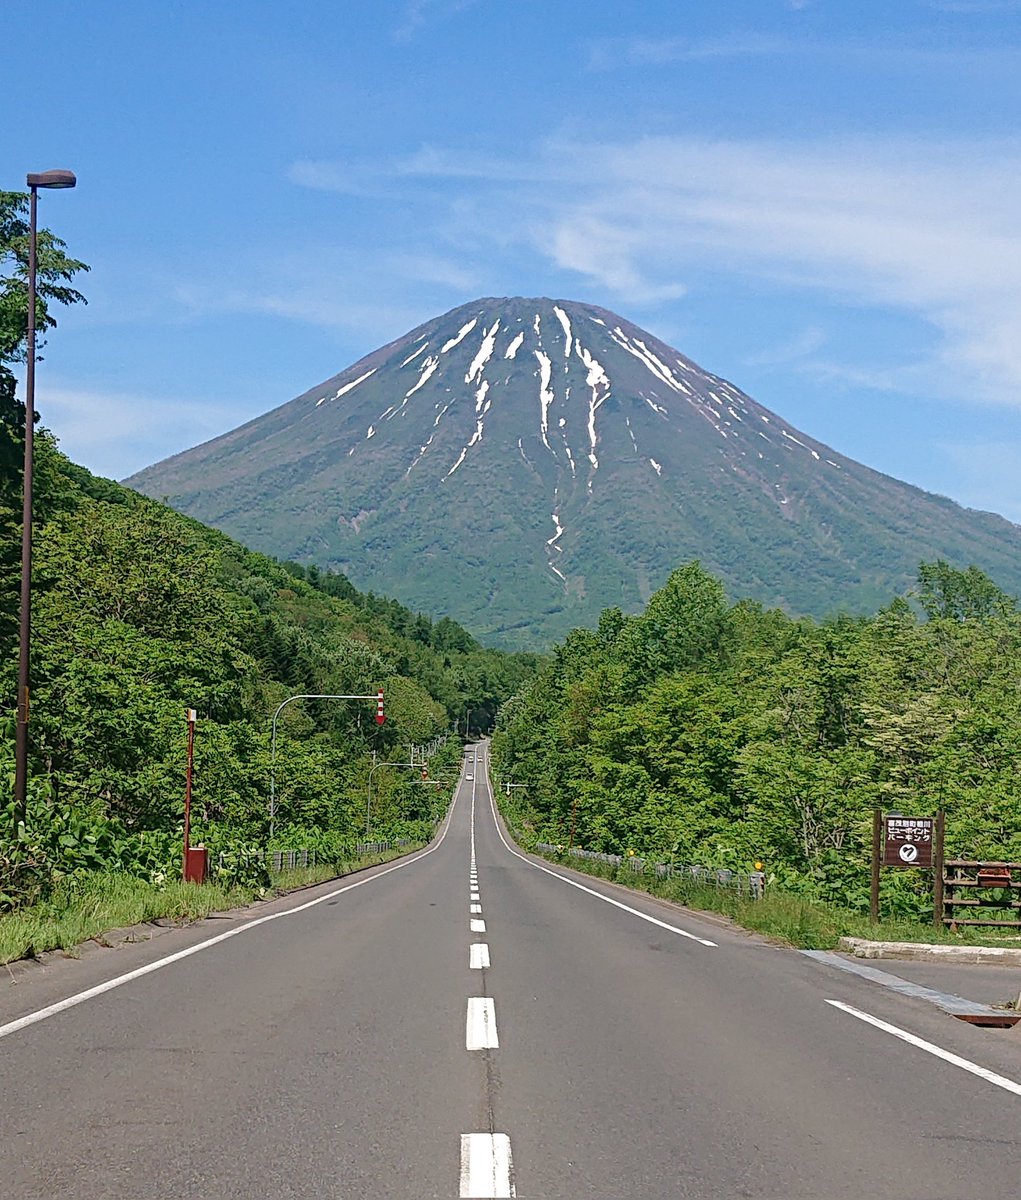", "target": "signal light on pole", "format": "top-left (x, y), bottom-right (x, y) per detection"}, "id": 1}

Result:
top-left (375, 690), bottom-right (385, 725)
